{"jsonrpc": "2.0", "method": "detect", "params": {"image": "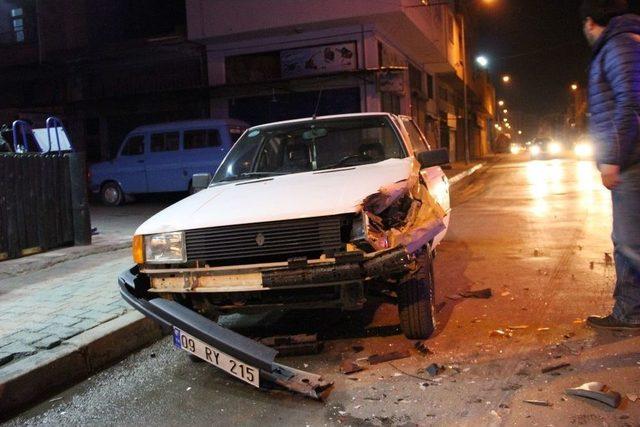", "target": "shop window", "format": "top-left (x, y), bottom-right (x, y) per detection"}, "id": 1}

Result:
top-left (381, 92), bottom-right (401, 115)
top-left (427, 74), bottom-right (434, 99)
top-left (12, 8), bottom-right (24, 42)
